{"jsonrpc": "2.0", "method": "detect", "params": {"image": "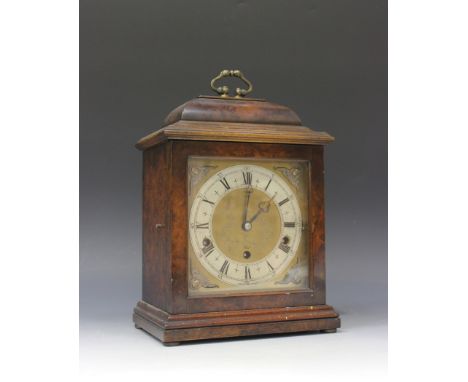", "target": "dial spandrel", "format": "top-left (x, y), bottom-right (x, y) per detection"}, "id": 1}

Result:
top-left (188, 157), bottom-right (309, 296)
